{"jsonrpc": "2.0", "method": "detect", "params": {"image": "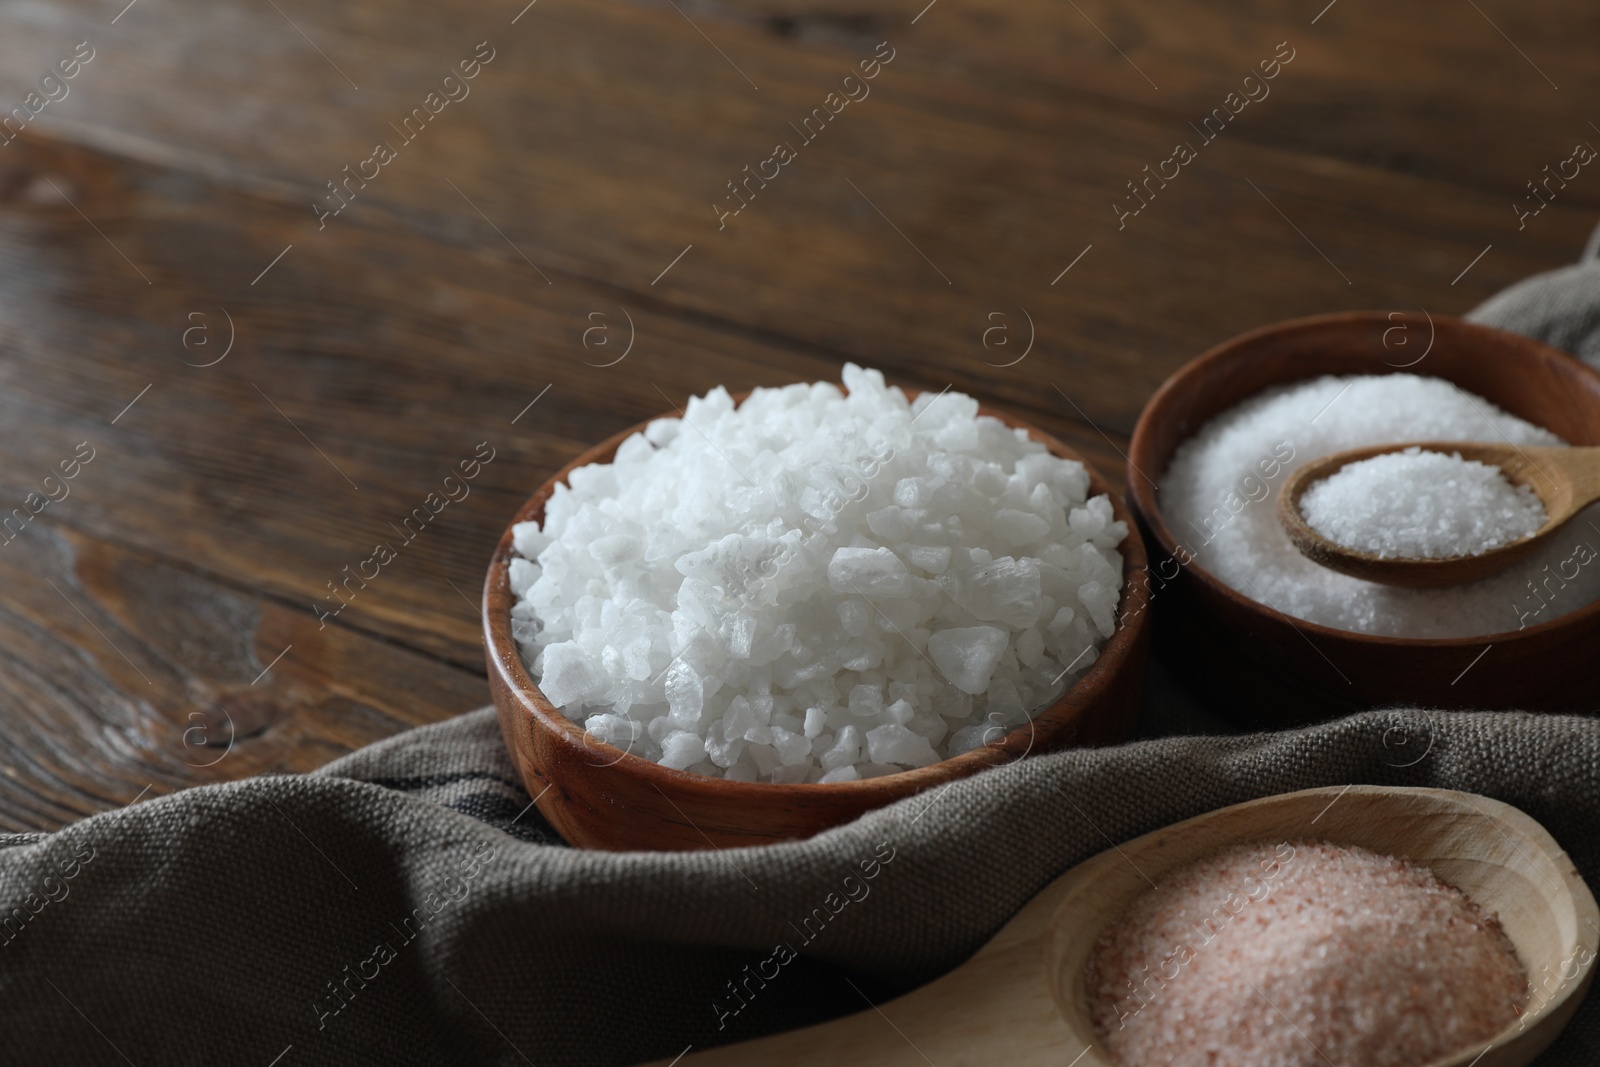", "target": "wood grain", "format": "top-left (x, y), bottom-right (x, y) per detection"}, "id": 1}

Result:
top-left (0, 522), bottom-right (486, 831)
top-left (4, 0), bottom-right (1595, 436)
top-left (0, 0), bottom-right (1593, 827)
